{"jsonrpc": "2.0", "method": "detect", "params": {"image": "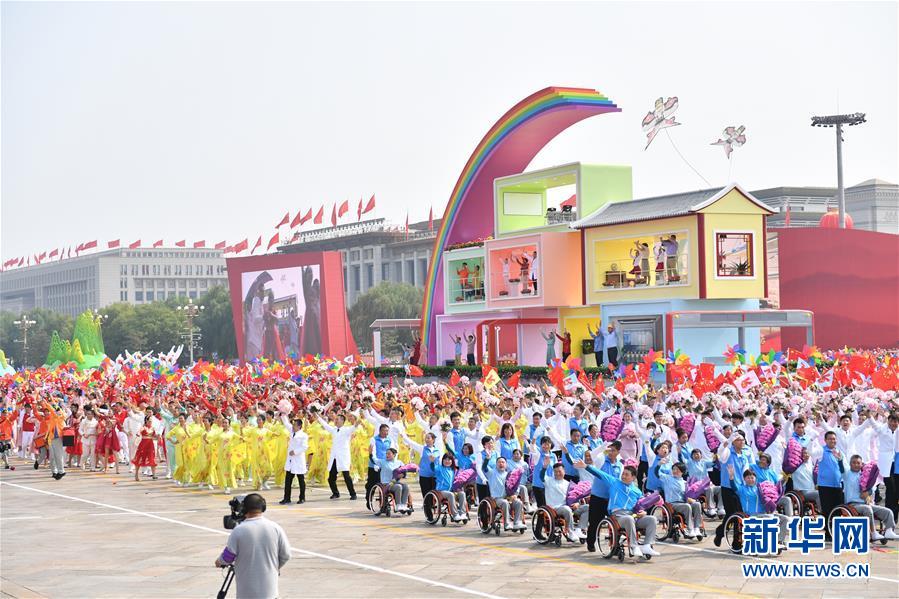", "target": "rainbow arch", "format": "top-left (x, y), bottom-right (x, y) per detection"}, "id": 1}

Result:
top-left (420, 87), bottom-right (621, 362)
